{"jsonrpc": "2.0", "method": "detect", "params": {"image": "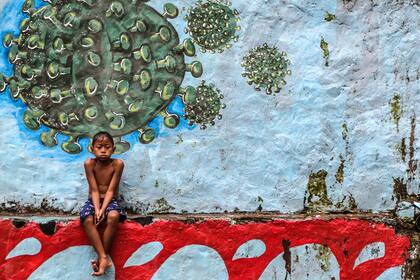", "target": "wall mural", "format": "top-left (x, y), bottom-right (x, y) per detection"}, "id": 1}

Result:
top-left (0, 0), bottom-right (418, 277)
top-left (0, 219), bottom-right (410, 279)
top-left (0, 0), bottom-right (238, 154)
